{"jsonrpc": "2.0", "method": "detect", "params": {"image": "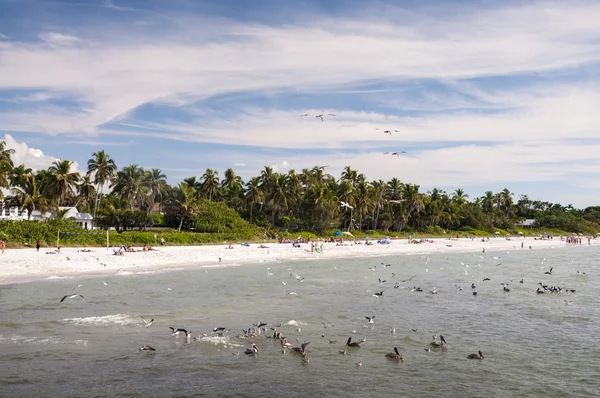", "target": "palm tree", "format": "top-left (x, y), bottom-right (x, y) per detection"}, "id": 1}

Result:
top-left (201, 168), bottom-right (220, 202)
top-left (183, 176), bottom-right (202, 198)
top-left (87, 150), bottom-right (117, 226)
top-left (452, 188), bottom-right (469, 207)
top-left (48, 160), bottom-right (80, 205)
top-left (245, 176), bottom-right (264, 224)
top-left (269, 173), bottom-right (293, 226)
top-left (11, 164), bottom-right (33, 188)
top-left (11, 177), bottom-right (52, 219)
top-left (76, 174), bottom-right (96, 209)
top-left (110, 165), bottom-right (145, 210)
top-left (171, 182), bottom-right (197, 232)
top-left (145, 168), bottom-right (168, 214)
top-left (0, 140), bottom-right (15, 197)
